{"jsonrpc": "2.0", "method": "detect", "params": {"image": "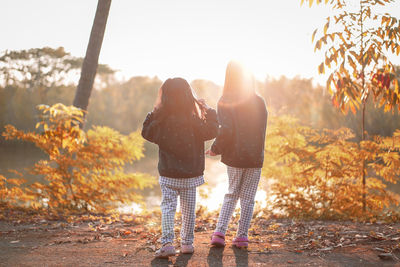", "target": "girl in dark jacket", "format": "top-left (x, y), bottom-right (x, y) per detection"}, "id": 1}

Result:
top-left (142, 77), bottom-right (218, 258)
top-left (207, 61), bottom-right (268, 248)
